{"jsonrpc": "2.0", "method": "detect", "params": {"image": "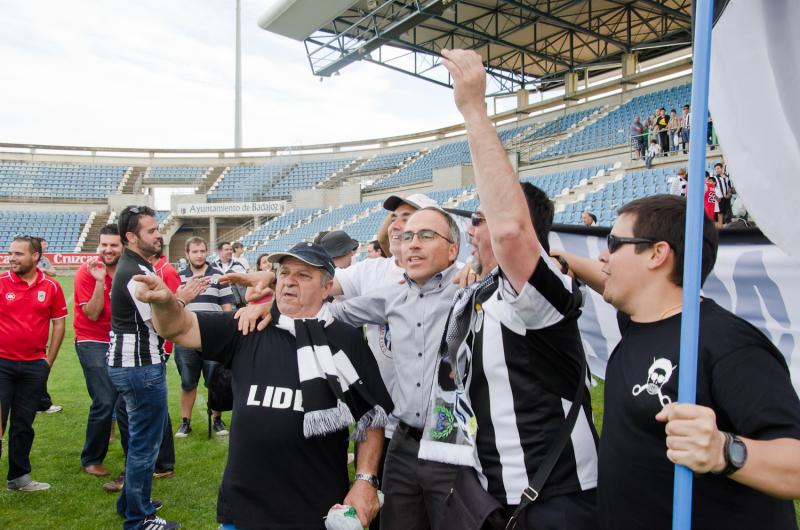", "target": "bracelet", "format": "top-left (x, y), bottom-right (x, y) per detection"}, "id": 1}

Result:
top-left (176, 298), bottom-right (187, 308)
